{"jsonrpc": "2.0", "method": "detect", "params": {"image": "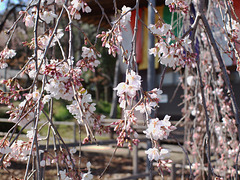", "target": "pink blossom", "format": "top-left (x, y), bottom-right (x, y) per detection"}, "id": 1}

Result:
top-left (24, 14), bottom-right (34, 27)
